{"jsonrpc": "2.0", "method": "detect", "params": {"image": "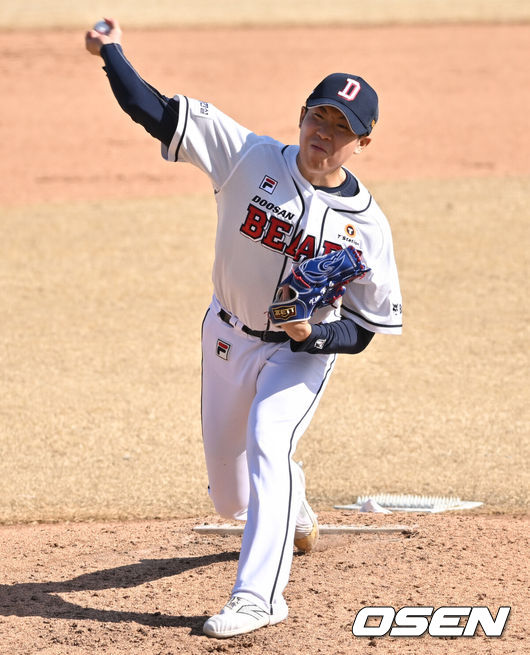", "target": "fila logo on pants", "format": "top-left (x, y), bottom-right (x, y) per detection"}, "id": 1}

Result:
top-left (216, 339), bottom-right (231, 360)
